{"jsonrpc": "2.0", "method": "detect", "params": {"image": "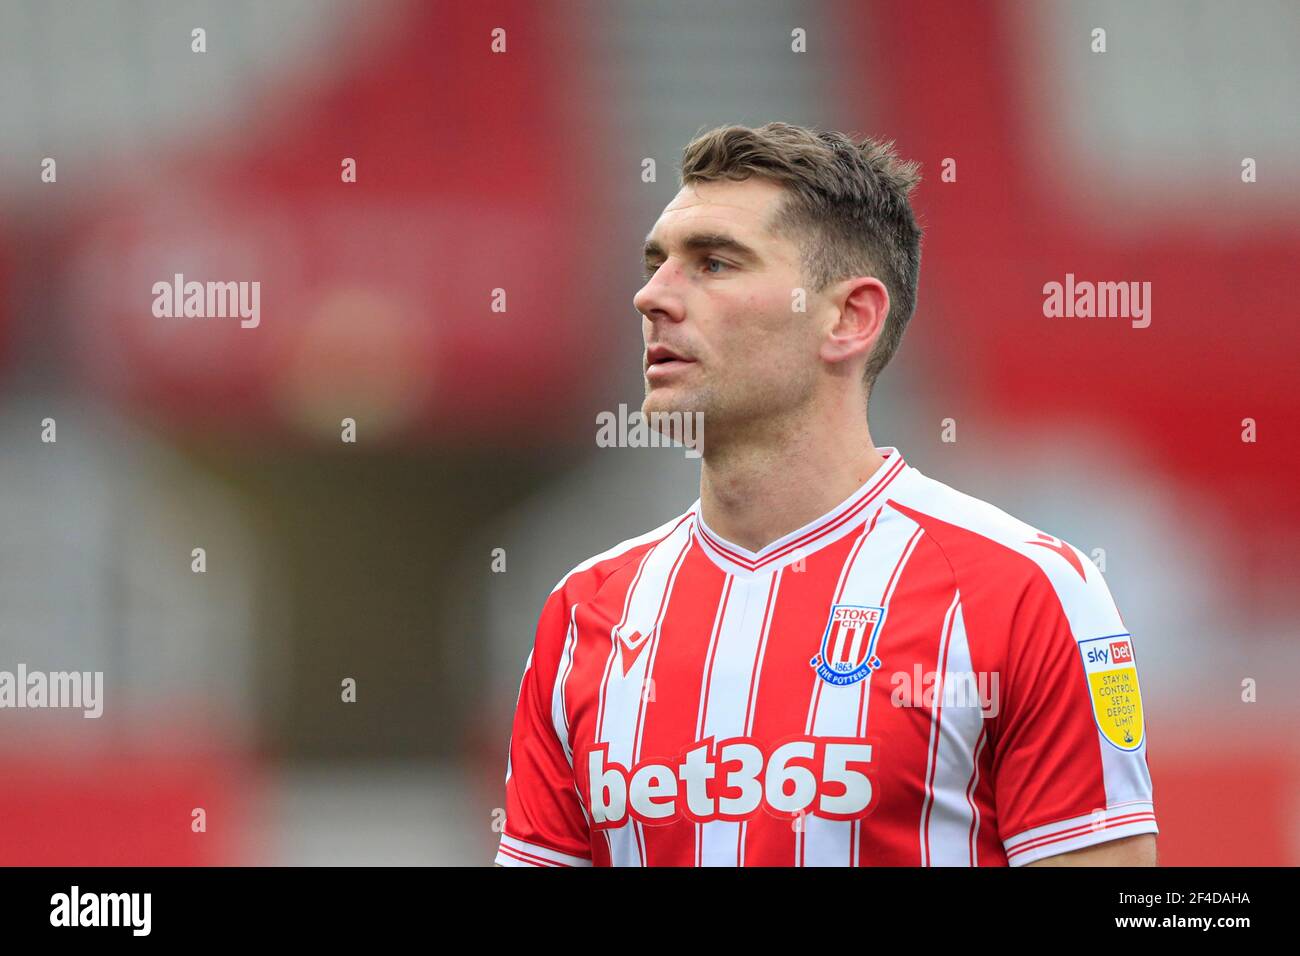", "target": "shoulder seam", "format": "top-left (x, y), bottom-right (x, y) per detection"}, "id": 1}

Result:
top-left (887, 497), bottom-right (1047, 610)
top-left (889, 495), bottom-right (1070, 591)
top-left (551, 510), bottom-right (694, 599)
